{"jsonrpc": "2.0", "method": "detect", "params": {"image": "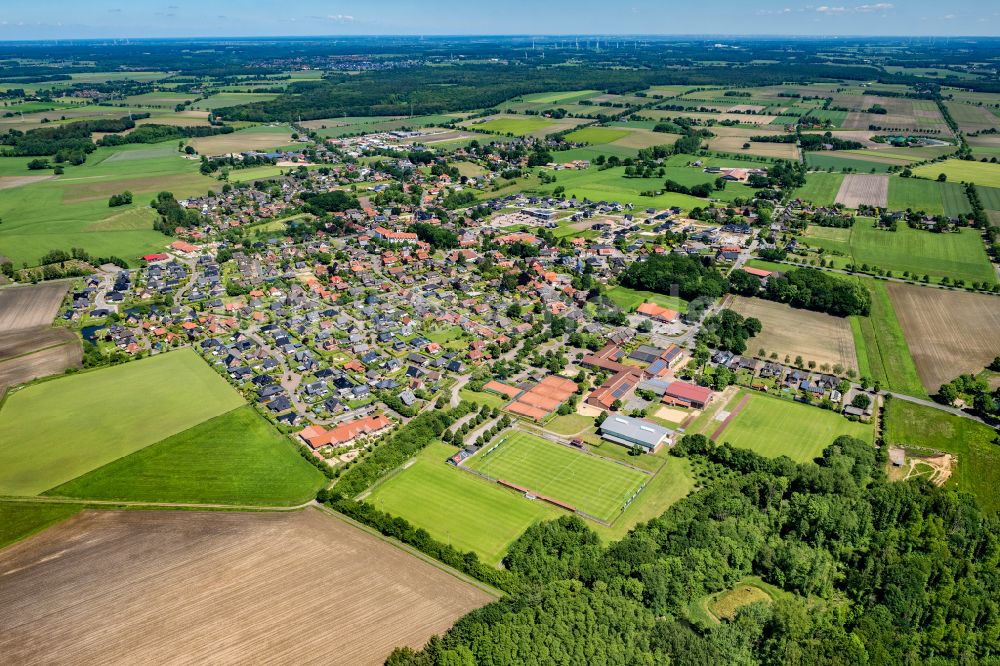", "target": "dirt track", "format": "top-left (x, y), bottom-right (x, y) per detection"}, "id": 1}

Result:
top-left (887, 283), bottom-right (1000, 392)
top-left (0, 282), bottom-right (70, 332)
top-left (0, 508), bottom-right (492, 666)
